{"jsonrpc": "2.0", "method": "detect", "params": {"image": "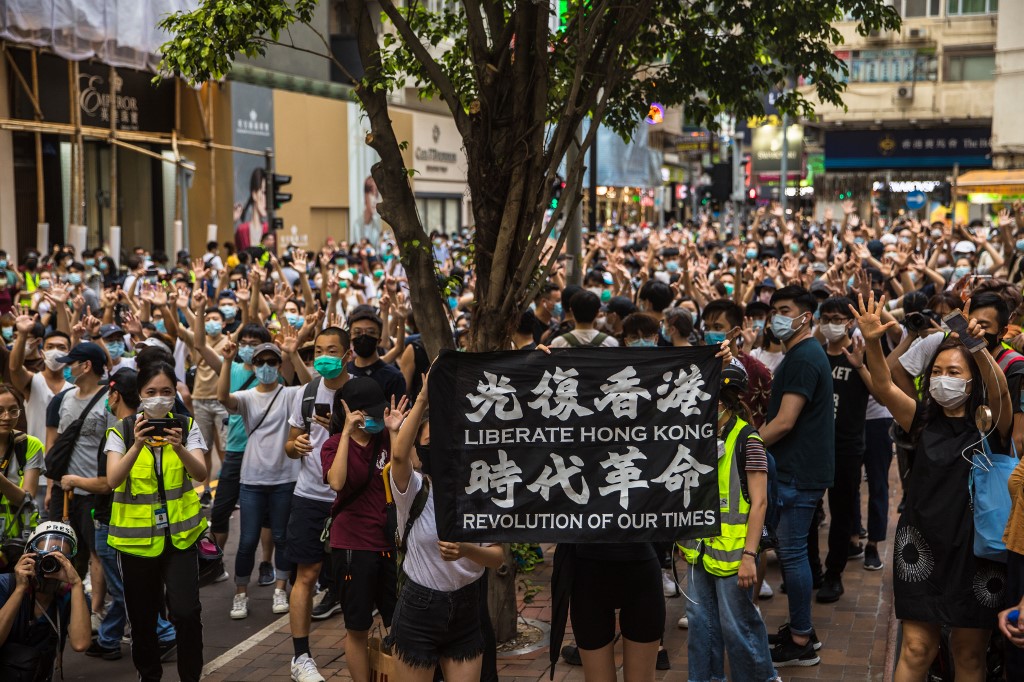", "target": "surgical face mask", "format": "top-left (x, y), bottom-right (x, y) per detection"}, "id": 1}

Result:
top-left (154, 320), bottom-right (166, 333)
top-left (763, 235), bottom-right (777, 247)
top-left (362, 416), bottom-right (385, 434)
top-left (724, 283), bottom-right (735, 296)
top-left (931, 229), bottom-right (943, 239)
top-left (627, 338), bottom-right (658, 348)
top-left (84, 258), bottom-right (96, 267)
top-left (105, 340), bottom-right (126, 360)
top-left (285, 312), bottom-right (304, 329)
top-left (751, 319), bottom-right (766, 333)
top-left (44, 349), bottom-right (66, 371)
top-left (313, 355), bottom-right (345, 379)
top-left (953, 266), bottom-right (971, 280)
top-left (704, 330), bottom-right (727, 346)
top-left (789, 243), bottom-right (800, 254)
top-left (255, 364), bottom-right (279, 385)
top-left (770, 312), bottom-right (806, 342)
top-left (205, 320), bottom-right (223, 336)
top-left (63, 366), bottom-right (73, 382)
top-left (854, 236), bottom-right (865, 245)
top-left (929, 375), bottom-right (971, 409)
top-left (552, 302), bottom-right (563, 319)
top-left (1, 327), bottom-right (12, 342)
top-left (1016, 239), bottom-right (1024, 252)
top-left (237, 345), bottom-right (256, 365)
top-left (587, 287), bottom-right (602, 298)
top-left (140, 396), bottom-right (174, 418)
top-left (352, 334), bottom-right (379, 359)
top-left (67, 273), bottom-right (82, 285)
top-left (373, 269), bottom-right (384, 279)
top-left (745, 249), bottom-right (758, 259)
top-left (219, 306), bottom-right (237, 321)
top-left (820, 322), bottom-right (849, 343)
top-left (666, 261), bottom-right (680, 273)
top-left (690, 311), bottom-right (699, 325)
top-left (38, 279), bottom-right (51, 291)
